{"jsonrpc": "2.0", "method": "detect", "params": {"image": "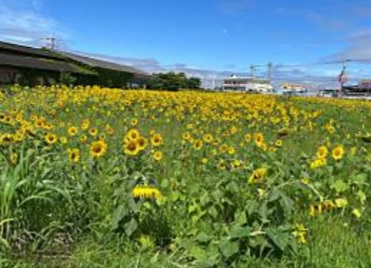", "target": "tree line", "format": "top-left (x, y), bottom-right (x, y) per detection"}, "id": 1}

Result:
top-left (146, 72), bottom-right (201, 91)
